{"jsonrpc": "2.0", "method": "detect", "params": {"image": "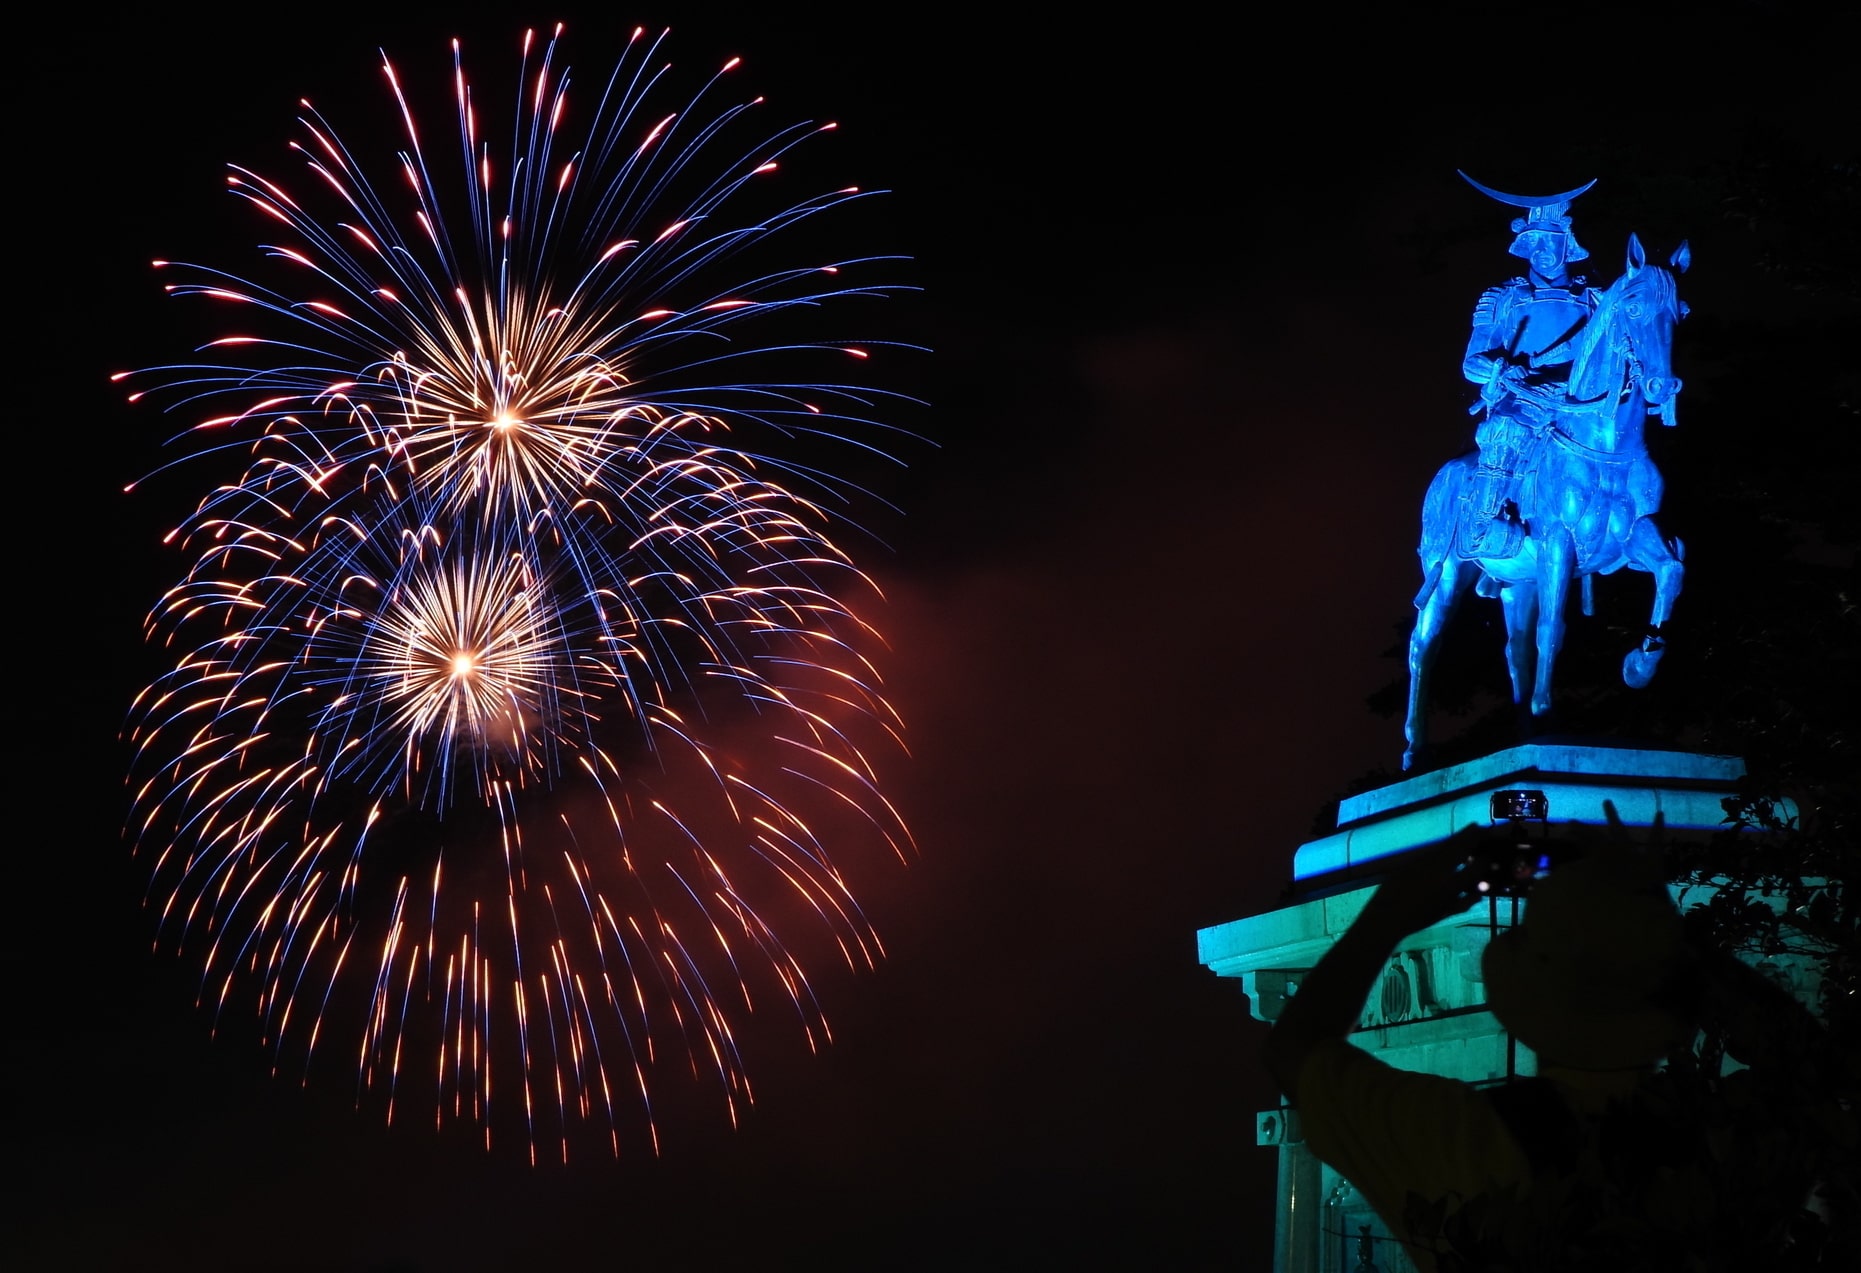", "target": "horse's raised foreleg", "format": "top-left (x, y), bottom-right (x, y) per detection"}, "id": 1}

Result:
top-left (1404, 554), bottom-right (1473, 771)
top-left (1531, 529), bottom-right (1576, 718)
top-left (1623, 517), bottom-right (1685, 688)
